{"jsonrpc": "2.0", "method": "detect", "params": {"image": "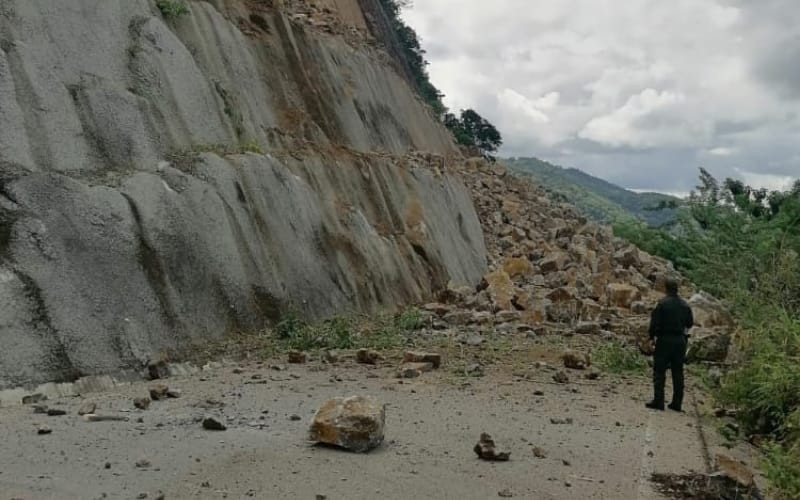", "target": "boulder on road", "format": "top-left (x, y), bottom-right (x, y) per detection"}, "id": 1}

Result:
top-left (309, 396), bottom-right (385, 453)
top-left (474, 433), bottom-right (510, 461)
top-left (689, 292), bottom-right (734, 329)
